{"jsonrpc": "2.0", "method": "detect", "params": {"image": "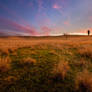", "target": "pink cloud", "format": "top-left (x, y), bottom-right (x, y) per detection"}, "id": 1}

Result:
top-left (64, 21), bottom-right (70, 26)
top-left (52, 0), bottom-right (68, 15)
top-left (53, 4), bottom-right (61, 9)
top-left (40, 26), bottom-right (52, 36)
top-left (0, 31), bottom-right (9, 36)
top-left (52, 3), bottom-right (63, 14)
top-left (0, 18), bottom-right (39, 36)
top-left (41, 26), bottom-right (52, 32)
